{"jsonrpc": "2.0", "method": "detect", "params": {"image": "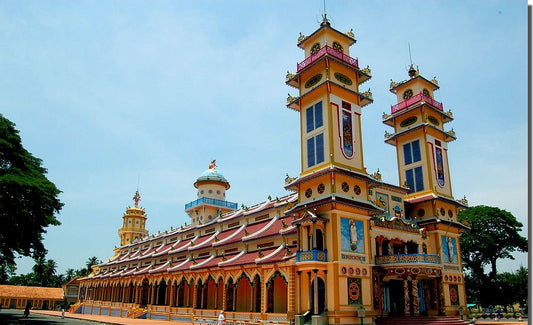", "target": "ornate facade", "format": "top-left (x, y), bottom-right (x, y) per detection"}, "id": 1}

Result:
top-left (74, 17), bottom-right (469, 325)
